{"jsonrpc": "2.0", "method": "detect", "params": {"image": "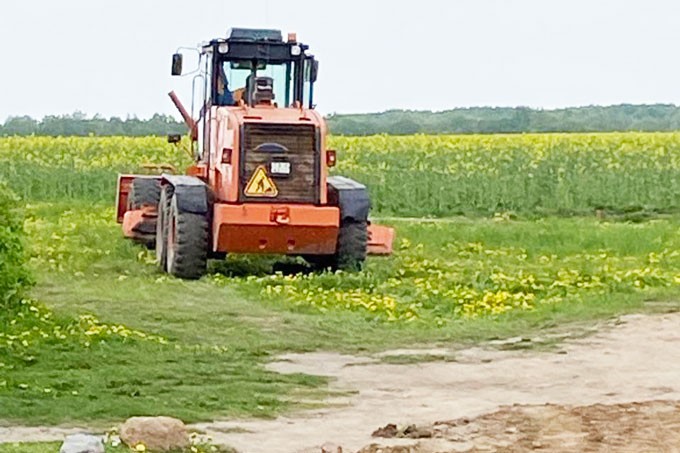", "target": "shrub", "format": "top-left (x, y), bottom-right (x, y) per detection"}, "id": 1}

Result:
top-left (0, 182), bottom-right (31, 307)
